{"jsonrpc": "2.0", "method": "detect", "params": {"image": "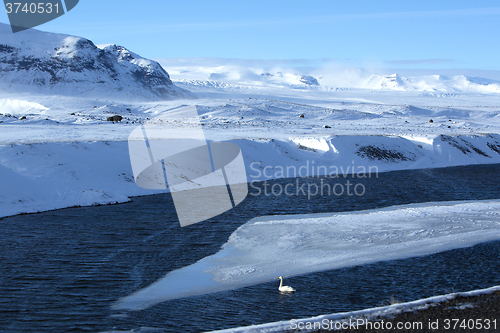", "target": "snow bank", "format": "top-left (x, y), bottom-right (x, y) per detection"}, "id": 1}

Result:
top-left (0, 141), bottom-right (158, 217)
top-left (0, 98), bottom-right (48, 114)
top-left (113, 200), bottom-right (500, 310)
top-left (240, 134), bottom-right (500, 183)
top-left (2, 134), bottom-right (500, 219)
